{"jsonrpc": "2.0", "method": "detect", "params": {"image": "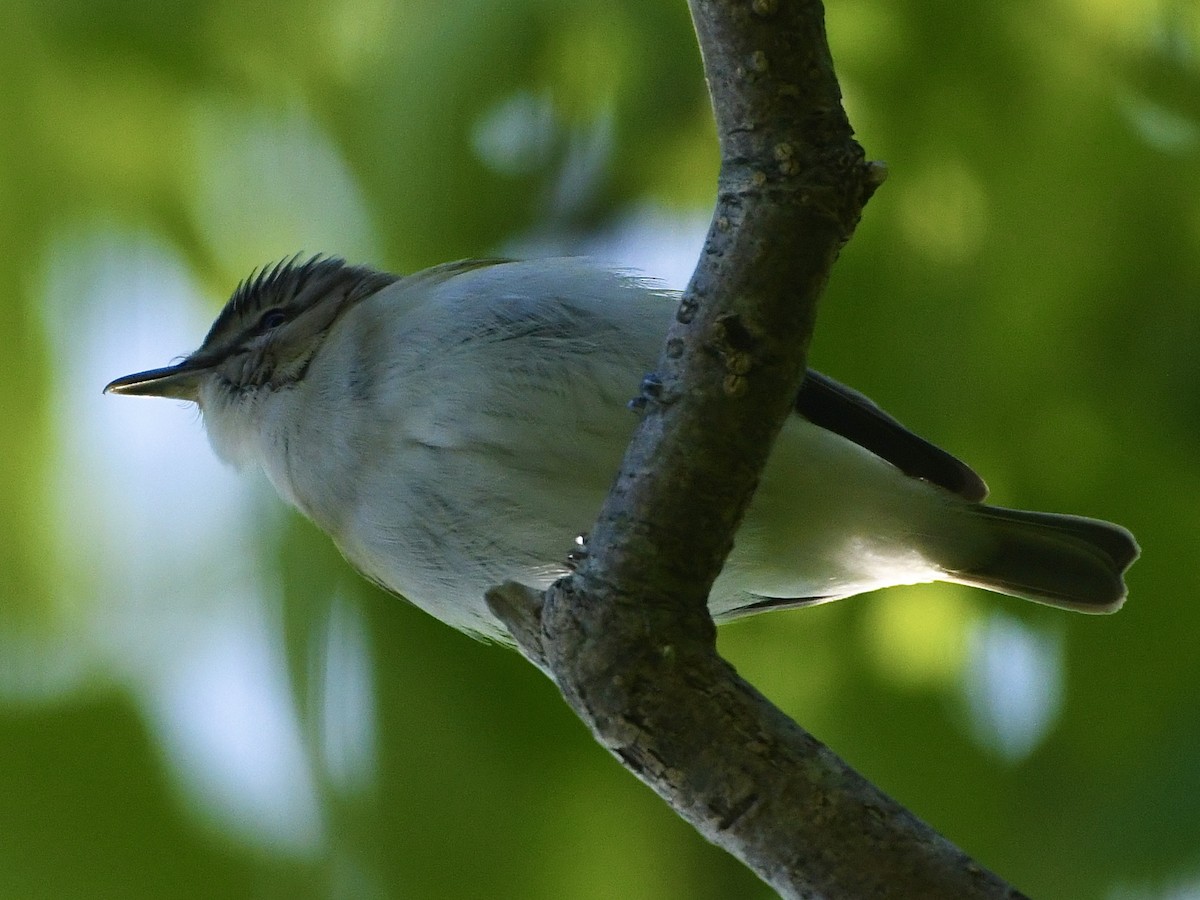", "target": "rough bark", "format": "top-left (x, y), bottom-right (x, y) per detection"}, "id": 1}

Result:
top-left (488, 1), bottom-right (1028, 896)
